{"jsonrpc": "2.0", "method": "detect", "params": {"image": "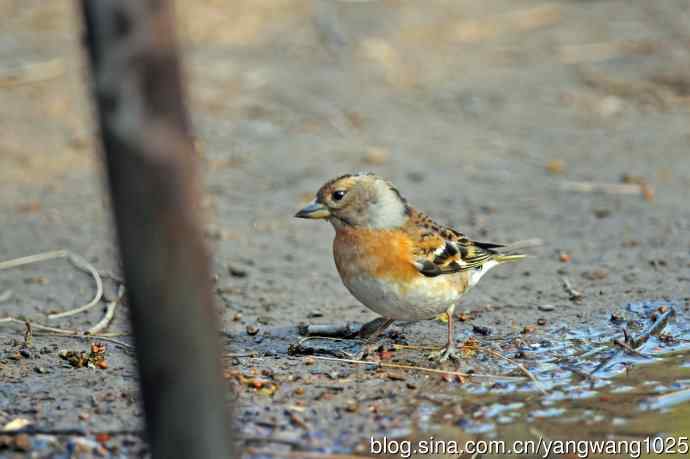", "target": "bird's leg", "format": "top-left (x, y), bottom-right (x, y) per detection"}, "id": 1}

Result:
top-left (354, 317), bottom-right (394, 359)
top-left (429, 305), bottom-right (459, 362)
top-left (358, 317), bottom-right (395, 342)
